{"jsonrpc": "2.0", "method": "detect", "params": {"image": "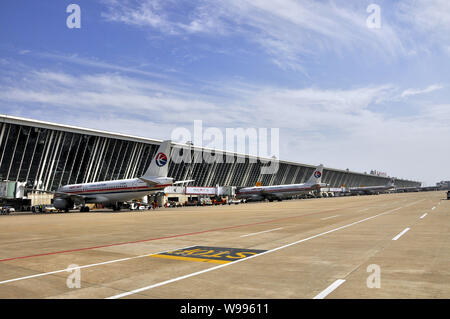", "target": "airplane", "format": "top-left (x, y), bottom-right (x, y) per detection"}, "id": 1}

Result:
top-left (236, 164), bottom-right (325, 202)
top-left (347, 179), bottom-right (395, 195)
top-left (29, 140), bottom-right (176, 212)
top-left (394, 186), bottom-right (420, 193)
